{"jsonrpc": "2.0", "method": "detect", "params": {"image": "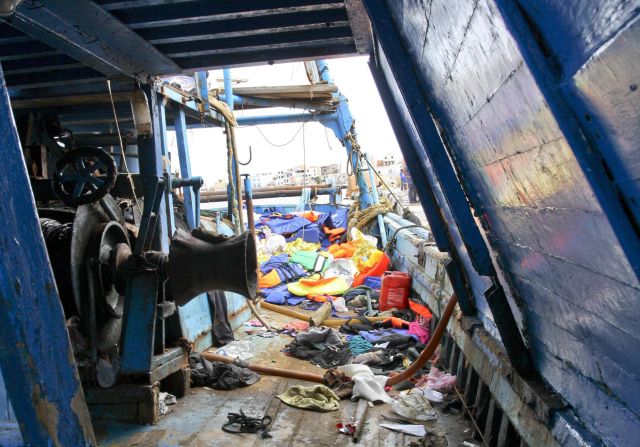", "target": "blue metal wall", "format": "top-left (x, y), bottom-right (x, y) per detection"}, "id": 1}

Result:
top-left (371, 0), bottom-right (640, 445)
